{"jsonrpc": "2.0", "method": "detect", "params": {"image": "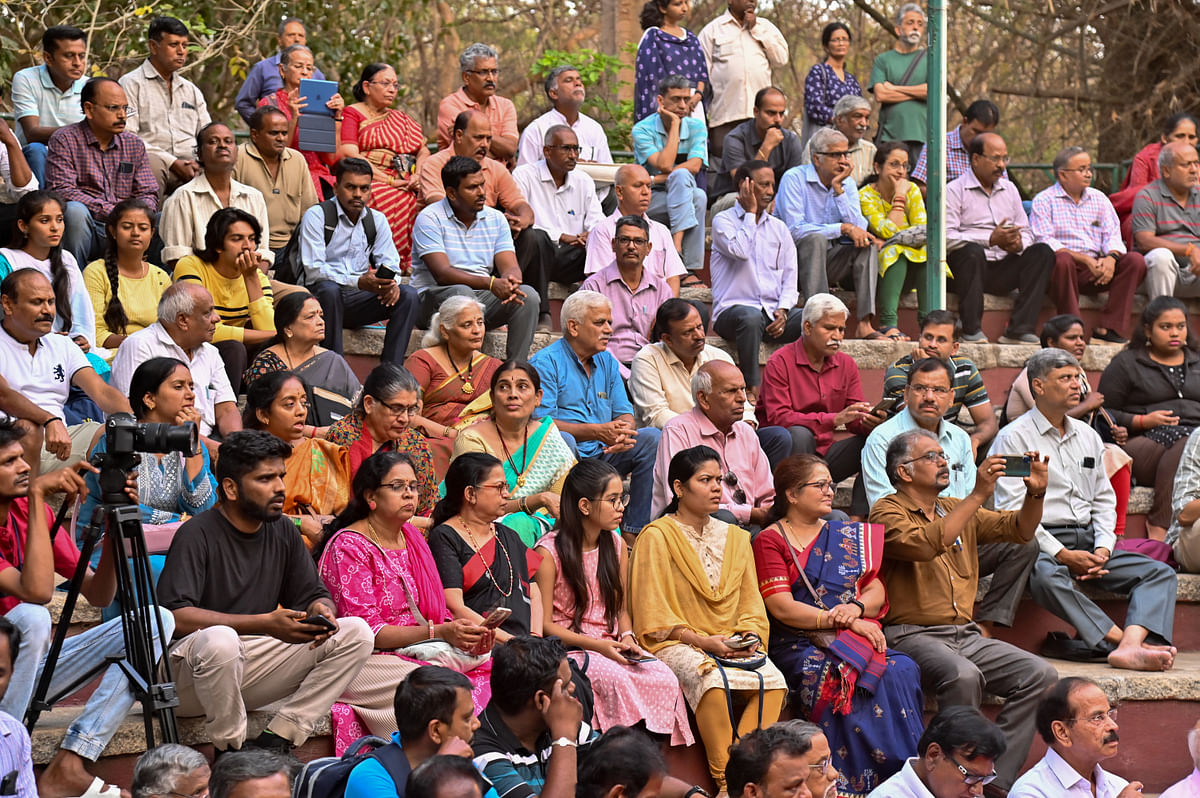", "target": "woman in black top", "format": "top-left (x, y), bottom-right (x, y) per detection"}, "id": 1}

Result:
top-left (1098, 296), bottom-right (1200, 539)
top-left (429, 452), bottom-right (542, 640)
